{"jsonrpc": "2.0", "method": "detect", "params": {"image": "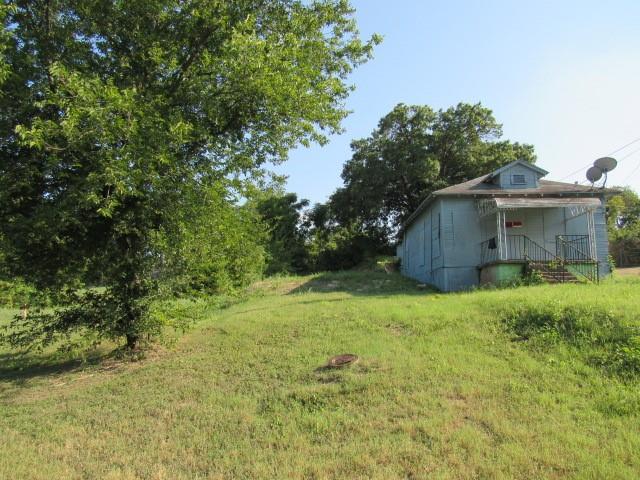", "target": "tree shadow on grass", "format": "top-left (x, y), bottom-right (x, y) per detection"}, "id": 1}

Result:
top-left (0, 354), bottom-right (85, 384)
top-left (0, 348), bottom-right (113, 386)
top-left (287, 271), bottom-right (437, 297)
